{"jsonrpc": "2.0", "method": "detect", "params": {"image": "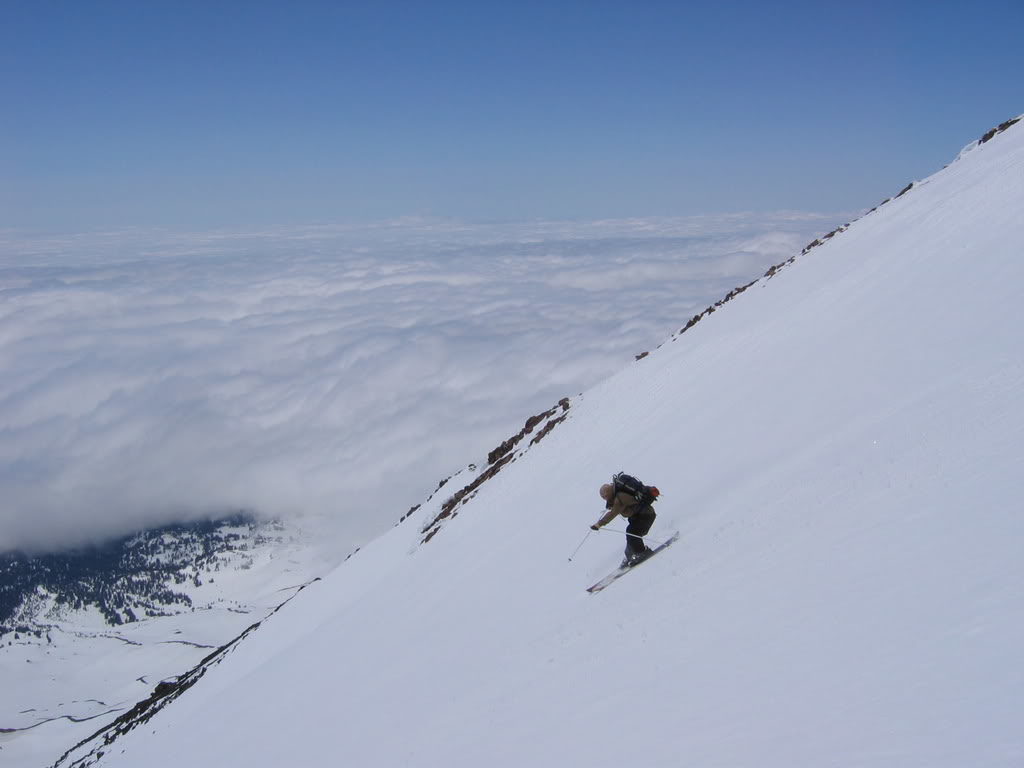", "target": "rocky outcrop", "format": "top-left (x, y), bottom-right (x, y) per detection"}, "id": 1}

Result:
top-left (419, 398), bottom-right (572, 544)
top-left (980, 117), bottom-right (1021, 145)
